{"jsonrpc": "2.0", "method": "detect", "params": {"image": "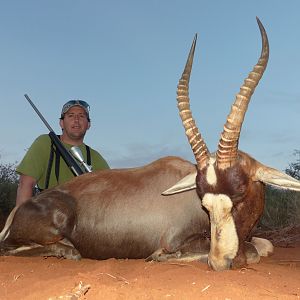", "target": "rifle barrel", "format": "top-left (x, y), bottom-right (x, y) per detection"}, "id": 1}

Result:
top-left (24, 94), bottom-right (54, 132)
